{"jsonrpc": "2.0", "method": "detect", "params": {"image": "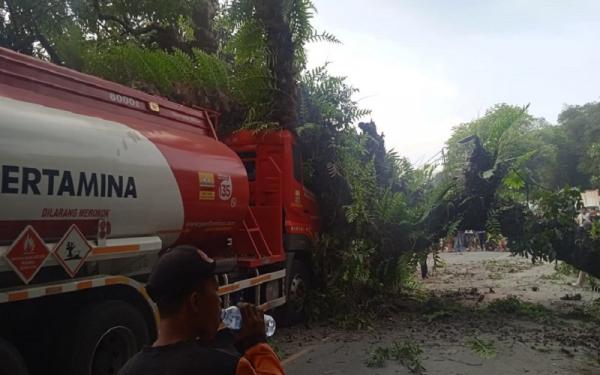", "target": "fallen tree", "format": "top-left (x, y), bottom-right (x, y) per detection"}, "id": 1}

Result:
top-left (411, 104), bottom-right (600, 279)
top-left (498, 189), bottom-right (600, 279)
